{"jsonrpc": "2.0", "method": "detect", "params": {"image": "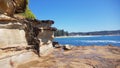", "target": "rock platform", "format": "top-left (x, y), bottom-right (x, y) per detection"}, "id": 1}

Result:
top-left (17, 45), bottom-right (120, 68)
